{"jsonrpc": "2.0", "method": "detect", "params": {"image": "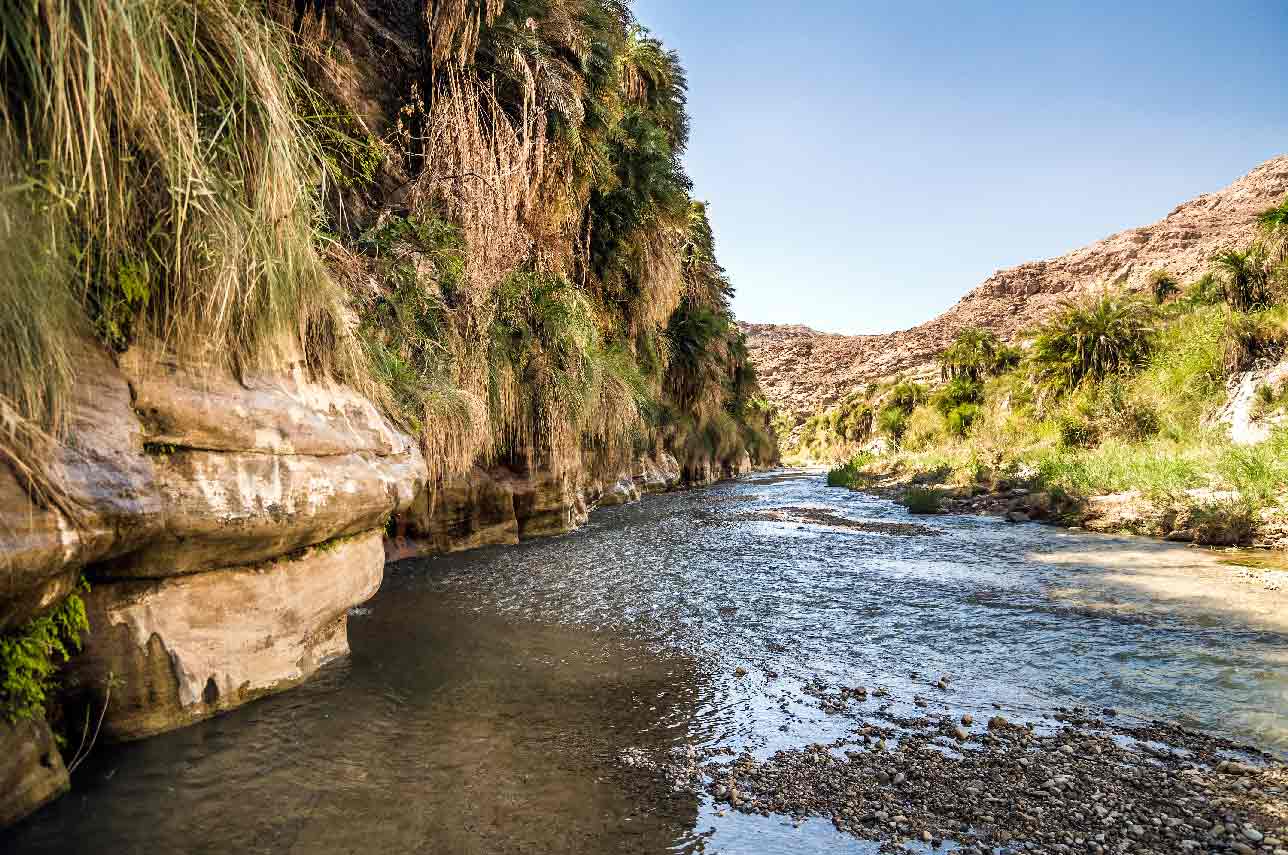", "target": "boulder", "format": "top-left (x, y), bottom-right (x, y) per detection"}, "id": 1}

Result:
top-left (0, 719), bottom-right (69, 827)
top-left (70, 531), bottom-right (385, 740)
top-left (595, 474), bottom-right (641, 508)
top-left (634, 452), bottom-right (681, 494)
